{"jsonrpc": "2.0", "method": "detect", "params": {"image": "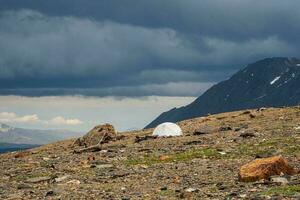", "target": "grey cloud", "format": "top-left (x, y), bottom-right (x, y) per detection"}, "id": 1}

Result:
top-left (0, 10), bottom-right (202, 78)
top-left (0, 82), bottom-right (215, 97)
top-left (0, 5), bottom-right (299, 96)
top-left (1, 0), bottom-right (300, 41)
